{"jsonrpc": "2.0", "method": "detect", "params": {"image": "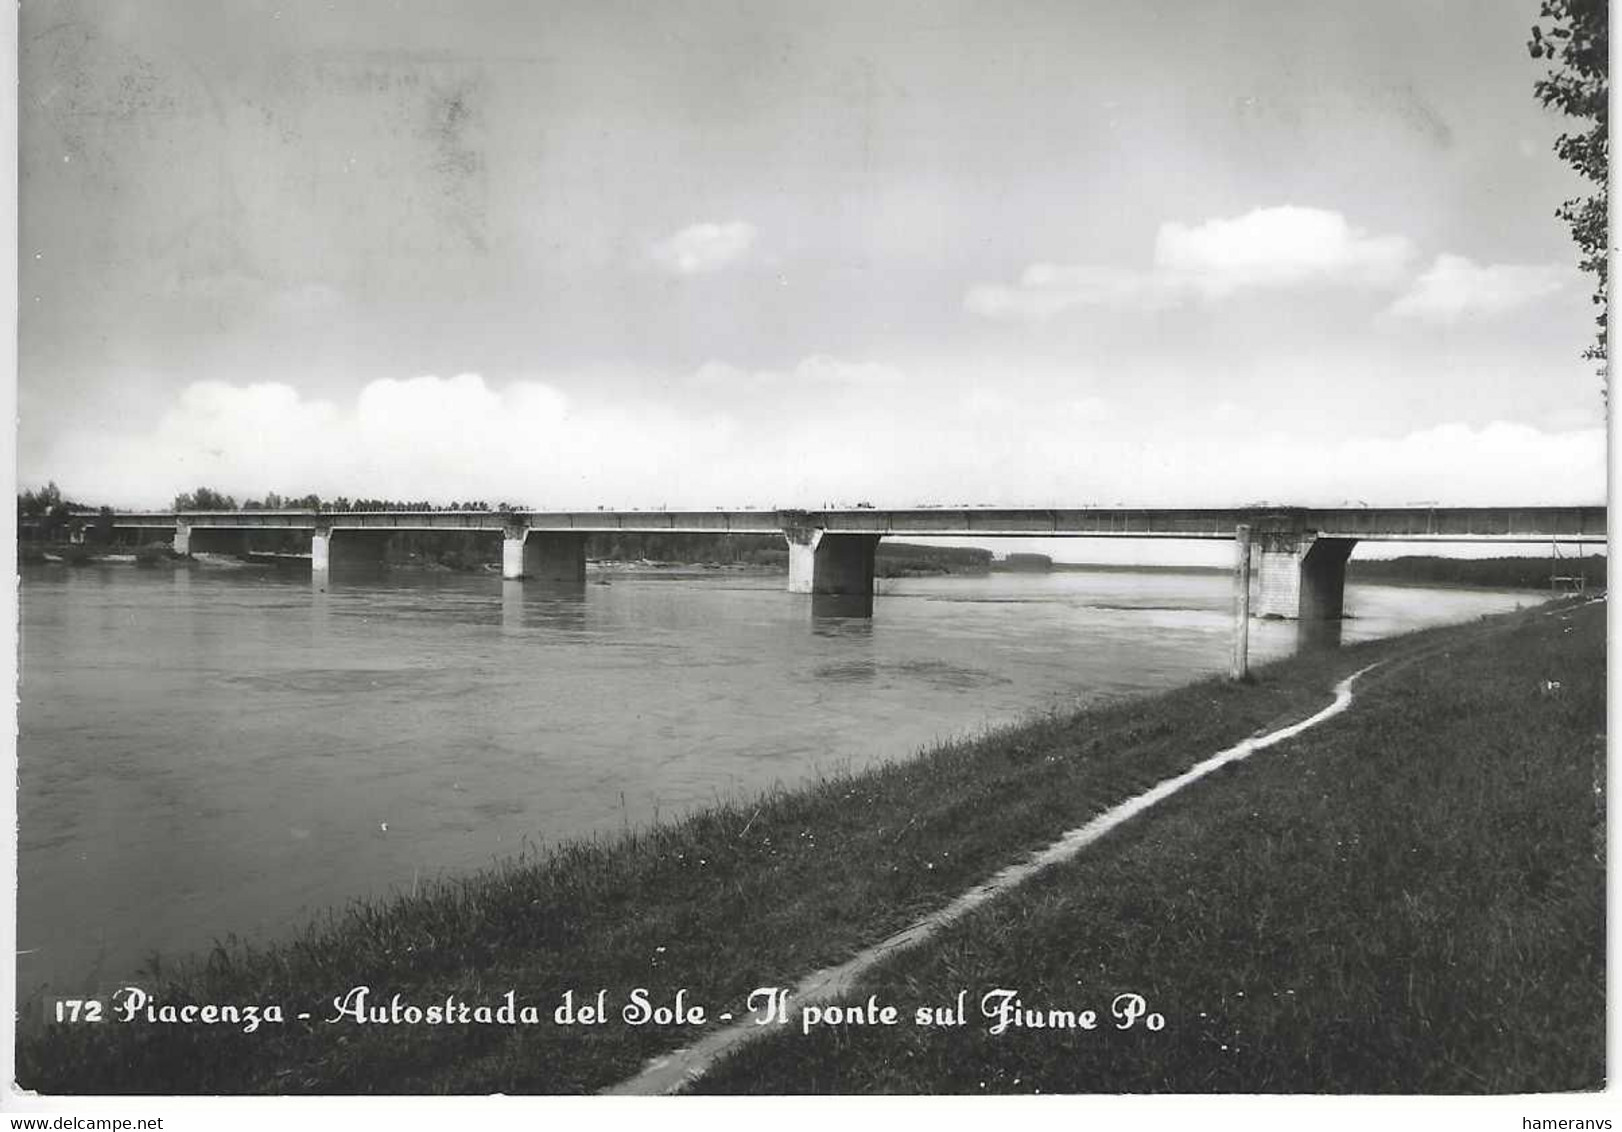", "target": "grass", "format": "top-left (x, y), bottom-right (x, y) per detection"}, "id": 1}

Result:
top-left (16, 598), bottom-right (1604, 1094)
top-left (693, 598), bottom-right (1606, 1093)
